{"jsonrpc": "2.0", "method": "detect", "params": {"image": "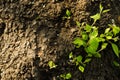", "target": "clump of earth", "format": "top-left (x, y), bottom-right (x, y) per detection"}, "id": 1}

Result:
top-left (0, 0), bottom-right (120, 80)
